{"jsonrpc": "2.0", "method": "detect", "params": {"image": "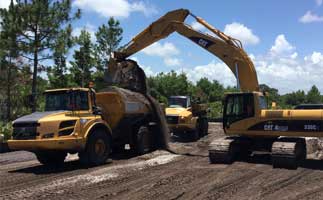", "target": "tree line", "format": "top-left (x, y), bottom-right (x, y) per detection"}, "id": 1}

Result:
top-left (1, 0), bottom-right (323, 126)
top-left (148, 72), bottom-right (323, 119)
top-left (0, 0), bottom-right (122, 122)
